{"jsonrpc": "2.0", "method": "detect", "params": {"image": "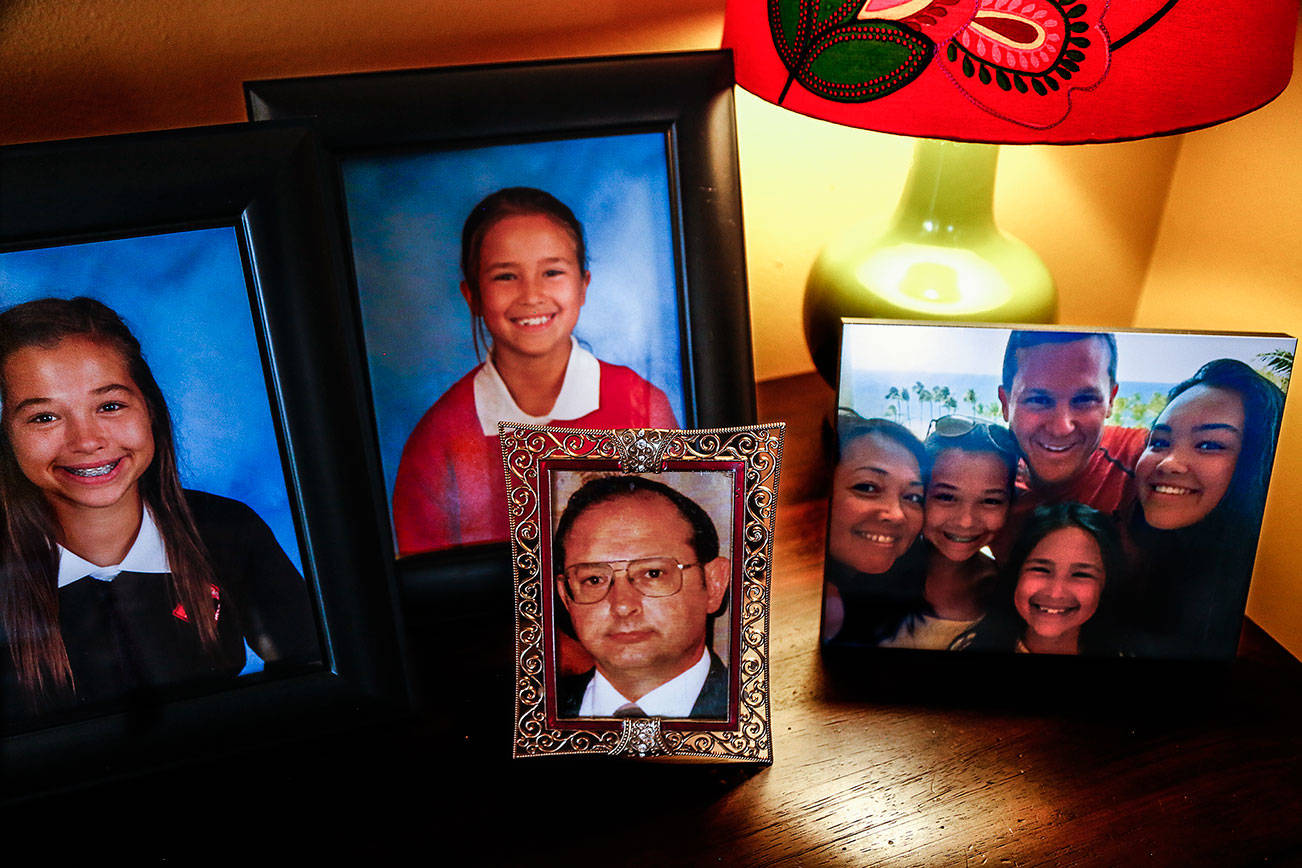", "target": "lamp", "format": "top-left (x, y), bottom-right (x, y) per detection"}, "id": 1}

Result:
top-left (724, 0), bottom-right (1300, 383)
